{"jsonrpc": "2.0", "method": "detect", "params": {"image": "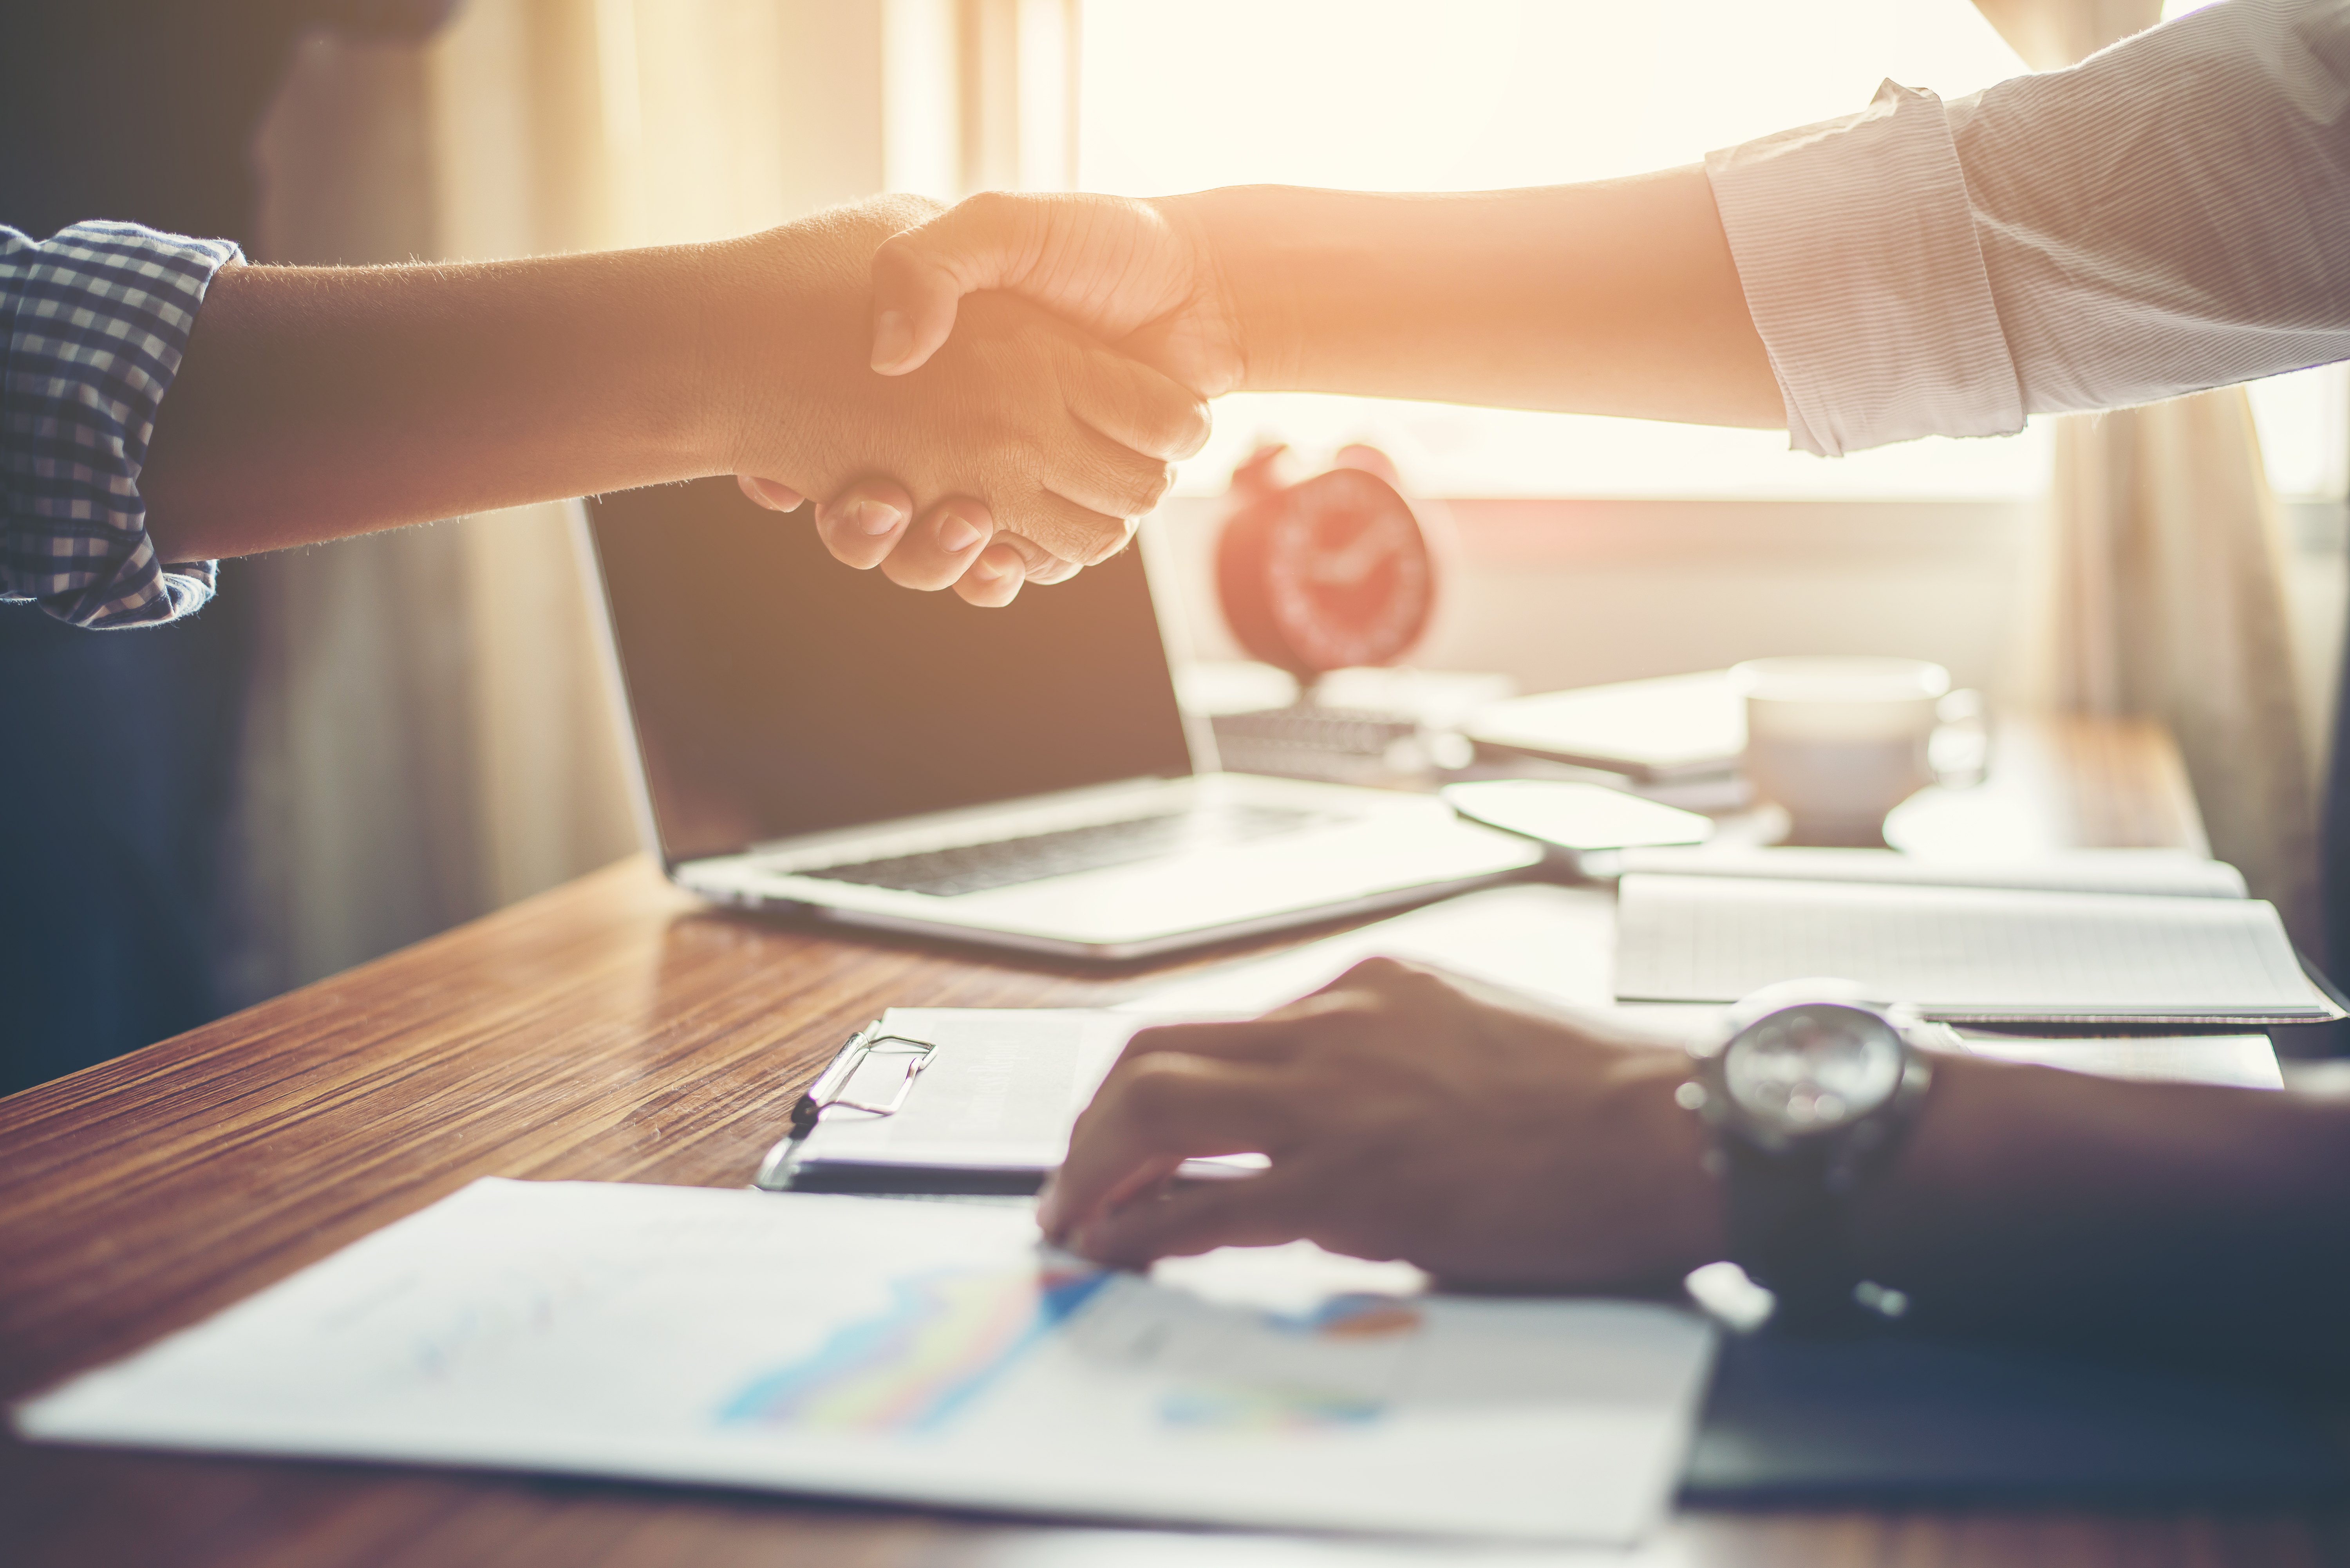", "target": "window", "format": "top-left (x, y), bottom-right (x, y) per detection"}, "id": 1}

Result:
top-left (2163, 0), bottom-right (2350, 503)
top-left (2246, 365), bottom-right (2350, 502)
